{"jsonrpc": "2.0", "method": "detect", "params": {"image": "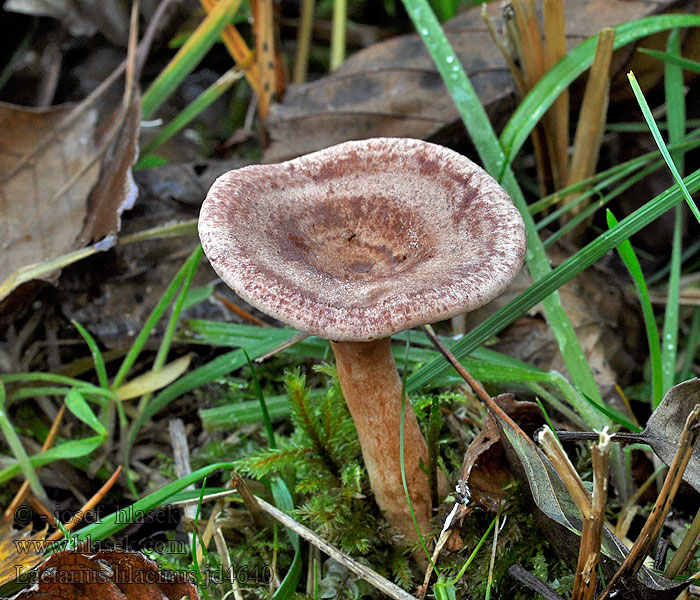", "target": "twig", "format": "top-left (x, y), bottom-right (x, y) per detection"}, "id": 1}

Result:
top-left (3, 405), bottom-right (65, 521)
top-left (213, 292), bottom-right (271, 327)
top-left (255, 333), bottom-right (310, 362)
top-left (47, 466), bottom-right (122, 541)
top-left (169, 418), bottom-right (196, 520)
top-left (572, 429), bottom-right (611, 600)
top-left (230, 472), bottom-right (268, 528)
top-left (246, 490), bottom-right (419, 600)
top-left (508, 564), bottom-right (566, 600)
top-left (294, 0), bottom-right (316, 83)
top-left (599, 404), bottom-right (700, 599)
top-left (665, 503), bottom-right (700, 578)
